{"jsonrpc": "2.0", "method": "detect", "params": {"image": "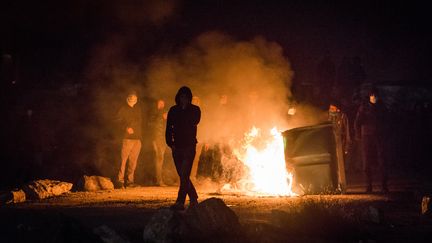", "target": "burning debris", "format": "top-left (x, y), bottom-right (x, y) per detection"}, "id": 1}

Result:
top-left (220, 127), bottom-right (295, 197)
